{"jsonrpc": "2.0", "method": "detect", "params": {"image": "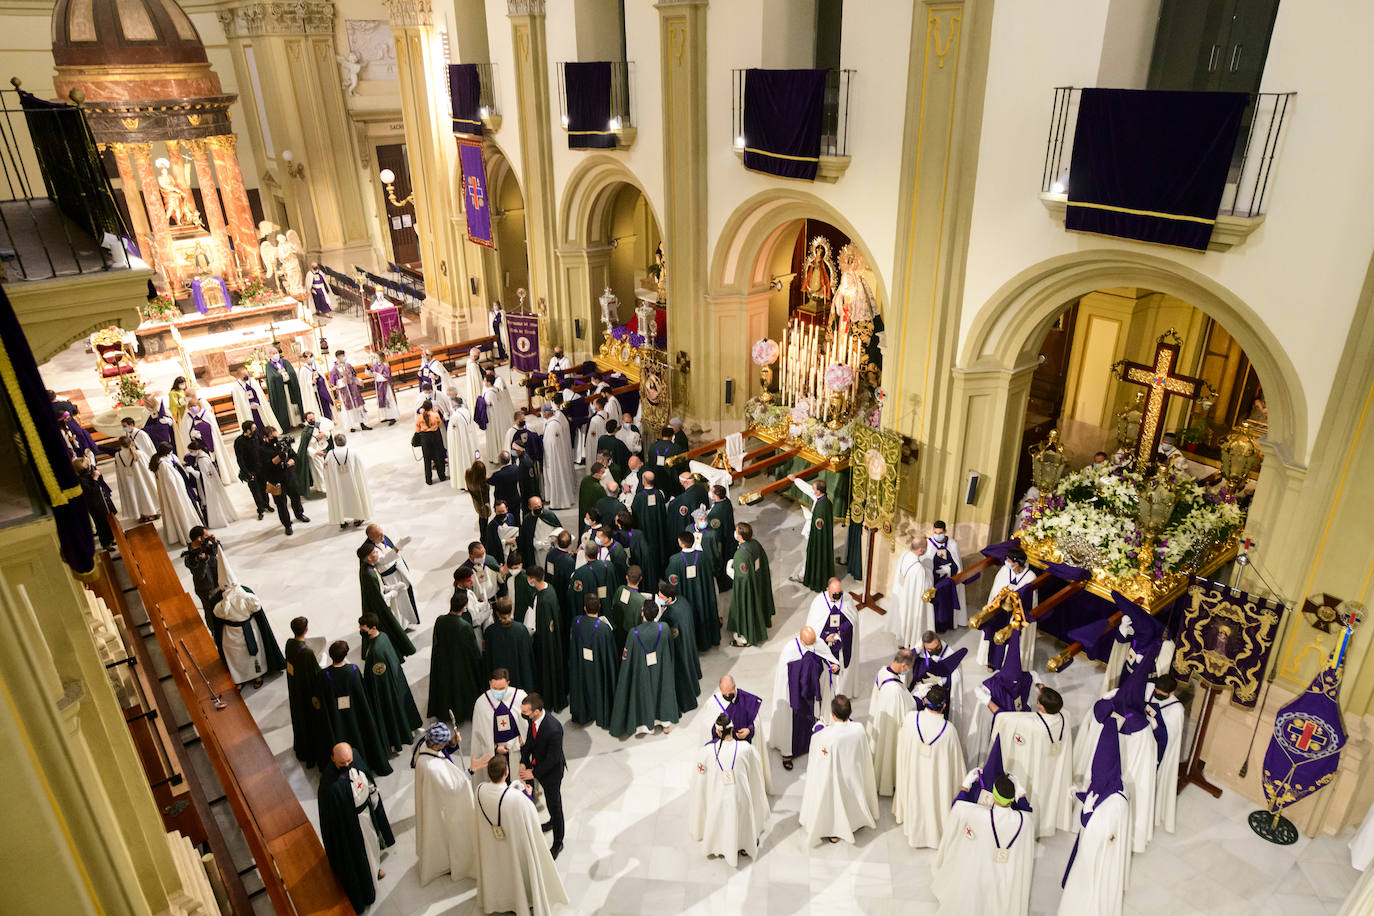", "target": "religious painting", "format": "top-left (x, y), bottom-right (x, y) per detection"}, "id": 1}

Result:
top-left (848, 424), bottom-right (900, 532)
top-left (1173, 574), bottom-right (1286, 708)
